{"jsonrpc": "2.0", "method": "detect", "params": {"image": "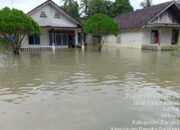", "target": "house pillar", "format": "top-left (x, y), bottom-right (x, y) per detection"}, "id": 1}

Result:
top-left (158, 27), bottom-right (162, 45)
top-left (75, 31), bottom-right (78, 46)
top-left (82, 32), bottom-right (85, 50)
